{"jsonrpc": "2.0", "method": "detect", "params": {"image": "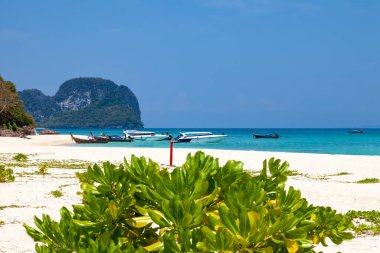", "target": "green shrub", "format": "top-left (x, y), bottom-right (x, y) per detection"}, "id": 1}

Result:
top-left (356, 178), bottom-right (380, 184)
top-left (12, 122), bottom-right (18, 131)
top-left (38, 164), bottom-right (48, 175)
top-left (346, 210), bottom-right (380, 235)
top-left (24, 152), bottom-right (353, 252)
top-left (335, 172), bottom-right (350, 176)
top-left (75, 171), bottom-right (94, 184)
top-left (50, 190), bottom-right (63, 198)
top-left (13, 153), bottom-right (28, 162)
top-left (0, 165), bottom-right (15, 182)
